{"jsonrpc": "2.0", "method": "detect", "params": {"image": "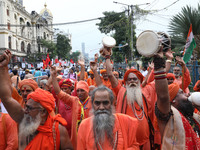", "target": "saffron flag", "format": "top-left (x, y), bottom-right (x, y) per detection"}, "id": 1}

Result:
top-left (46, 53), bottom-right (50, 66)
top-left (183, 24), bottom-right (196, 63)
